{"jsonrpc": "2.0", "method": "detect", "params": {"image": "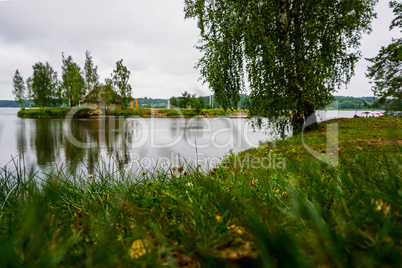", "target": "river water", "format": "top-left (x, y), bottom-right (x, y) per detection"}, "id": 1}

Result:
top-left (0, 108), bottom-right (360, 175)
